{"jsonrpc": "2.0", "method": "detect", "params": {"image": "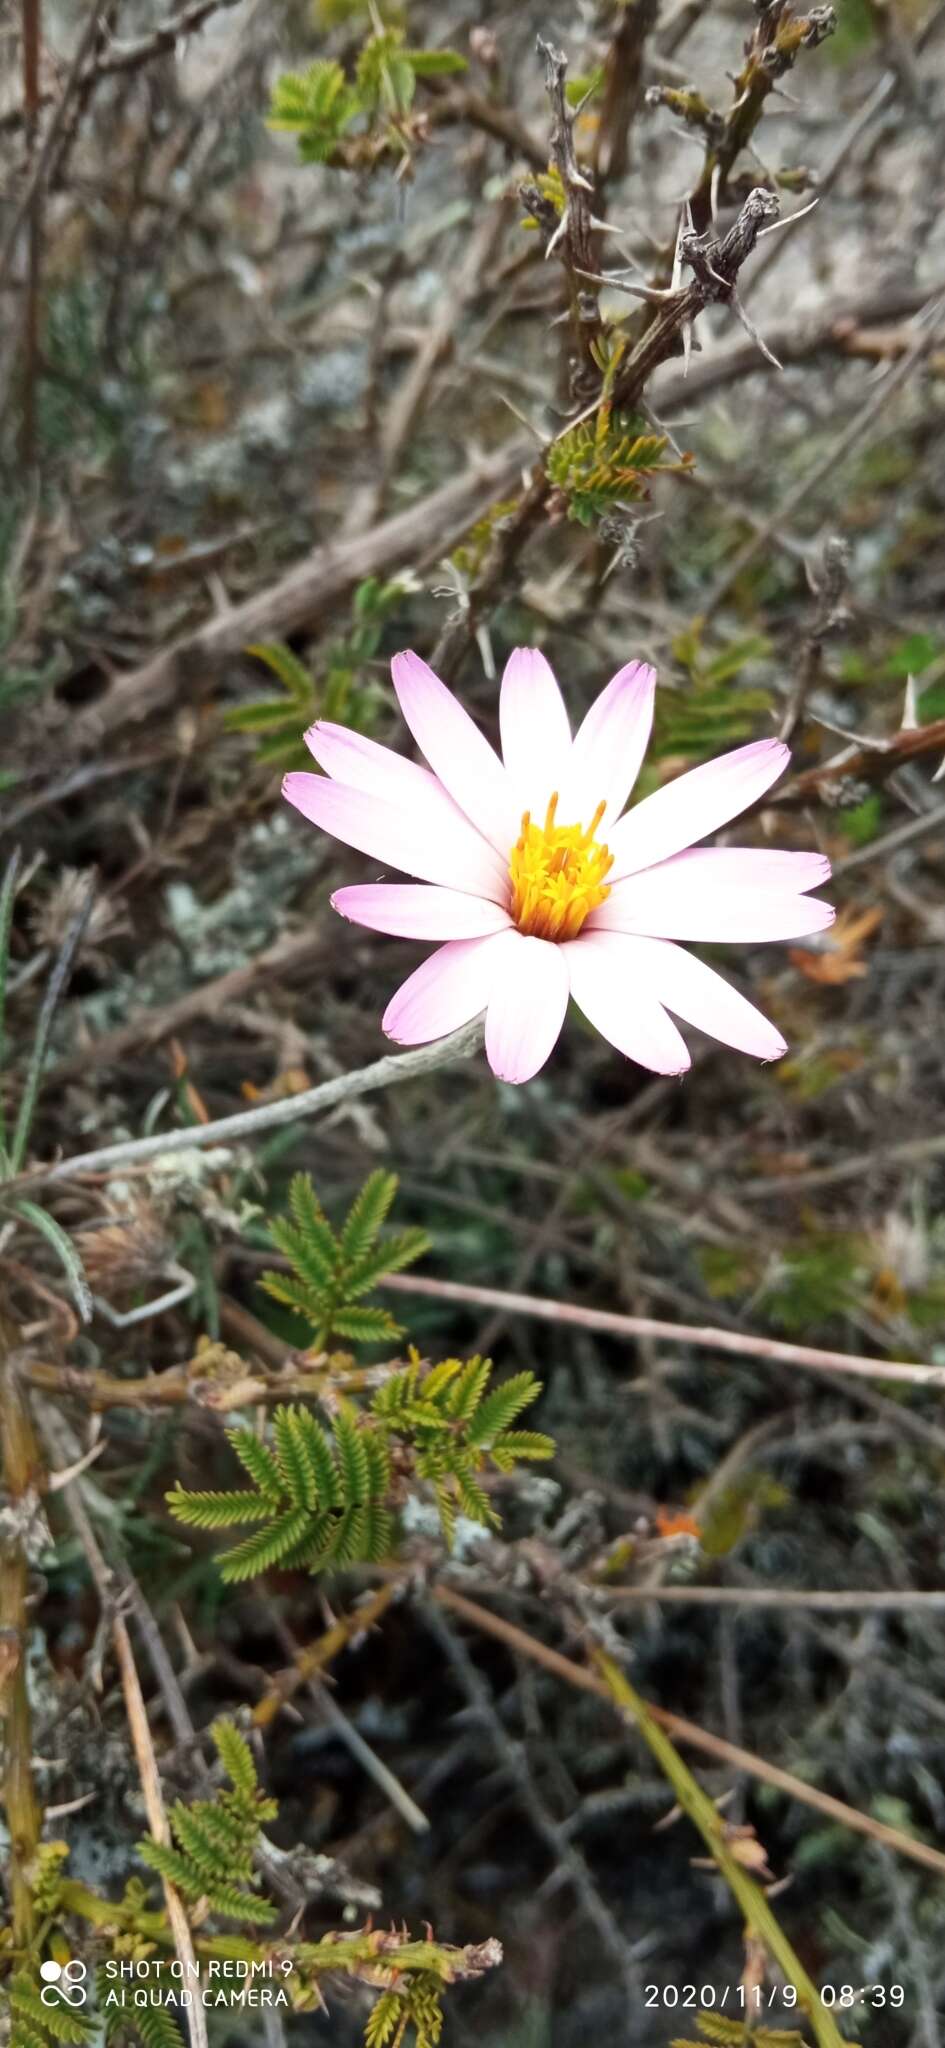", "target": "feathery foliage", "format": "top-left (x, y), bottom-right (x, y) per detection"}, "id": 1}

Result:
top-left (671, 2019), bottom-right (809, 2048)
top-left (167, 1354), bottom-right (552, 1579)
top-left (166, 1402), bottom-right (394, 1579)
top-left (547, 404), bottom-right (692, 525)
top-left (546, 338), bottom-right (692, 526)
top-left (364, 1971), bottom-right (445, 2048)
top-left (127, 2008), bottom-right (187, 2048)
top-left (137, 1721), bottom-right (277, 1924)
top-left (8, 1974), bottom-right (94, 2047)
top-left (259, 1169), bottom-right (429, 1348)
top-left (373, 1354), bottom-right (554, 1545)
